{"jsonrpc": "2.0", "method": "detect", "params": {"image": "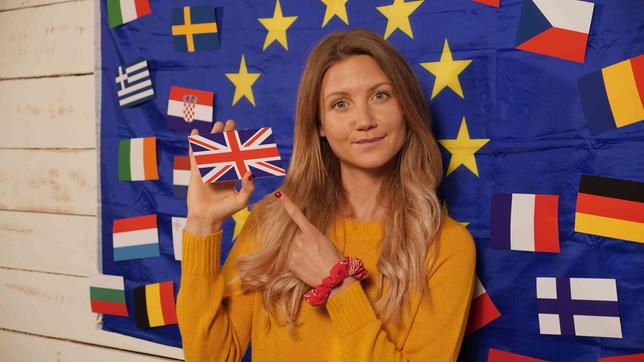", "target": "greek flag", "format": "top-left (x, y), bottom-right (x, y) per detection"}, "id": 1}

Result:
top-left (115, 59), bottom-right (154, 107)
